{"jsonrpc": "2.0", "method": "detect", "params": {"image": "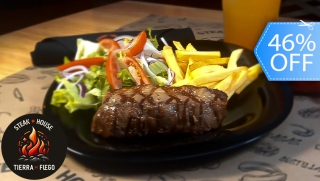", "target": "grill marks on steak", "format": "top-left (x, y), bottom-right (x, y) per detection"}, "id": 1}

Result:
top-left (91, 85), bottom-right (228, 138)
